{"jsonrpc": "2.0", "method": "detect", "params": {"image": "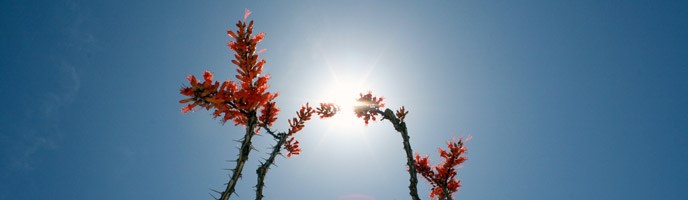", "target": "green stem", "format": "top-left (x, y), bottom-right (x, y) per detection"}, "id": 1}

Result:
top-left (220, 114), bottom-right (258, 200)
top-left (378, 108), bottom-right (421, 200)
top-left (255, 132), bottom-right (287, 200)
